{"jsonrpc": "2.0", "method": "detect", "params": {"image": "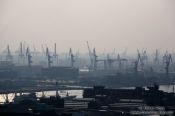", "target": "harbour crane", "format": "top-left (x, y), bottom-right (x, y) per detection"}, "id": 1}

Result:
top-left (18, 42), bottom-right (25, 64)
top-left (69, 48), bottom-right (75, 67)
top-left (46, 47), bottom-right (52, 68)
top-left (163, 53), bottom-right (173, 76)
top-left (139, 50), bottom-right (148, 70)
top-left (53, 43), bottom-right (58, 65)
top-left (154, 49), bottom-right (160, 64)
top-left (93, 48), bottom-right (98, 70)
top-left (134, 50), bottom-right (141, 75)
top-left (6, 45), bottom-right (13, 62)
top-left (19, 42), bottom-right (25, 58)
top-left (106, 53), bottom-right (127, 72)
top-left (93, 49), bottom-right (114, 70)
top-left (107, 54), bottom-right (112, 69)
top-left (41, 45), bottom-right (46, 56)
top-left (86, 41), bottom-right (94, 70)
top-left (117, 54), bottom-right (122, 72)
top-left (26, 47), bottom-right (32, 67)
top-left (116, 54), bottom-right (127, 73)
